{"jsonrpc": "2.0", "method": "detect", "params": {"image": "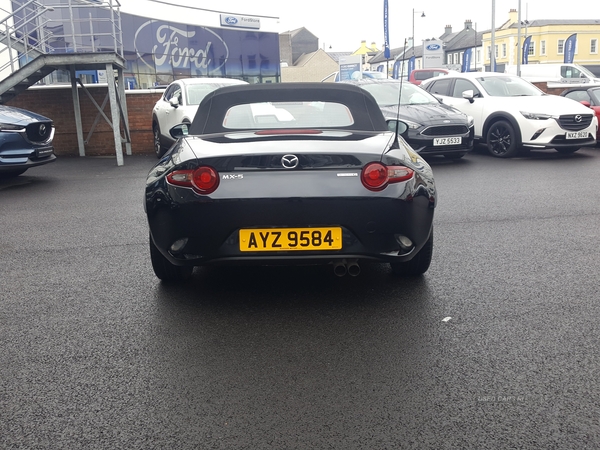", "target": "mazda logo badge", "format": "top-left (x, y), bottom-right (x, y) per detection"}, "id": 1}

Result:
top-left (281, 154), bottom-right (299, 169)
top-left (574, 115), bottom-right (582, 123)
